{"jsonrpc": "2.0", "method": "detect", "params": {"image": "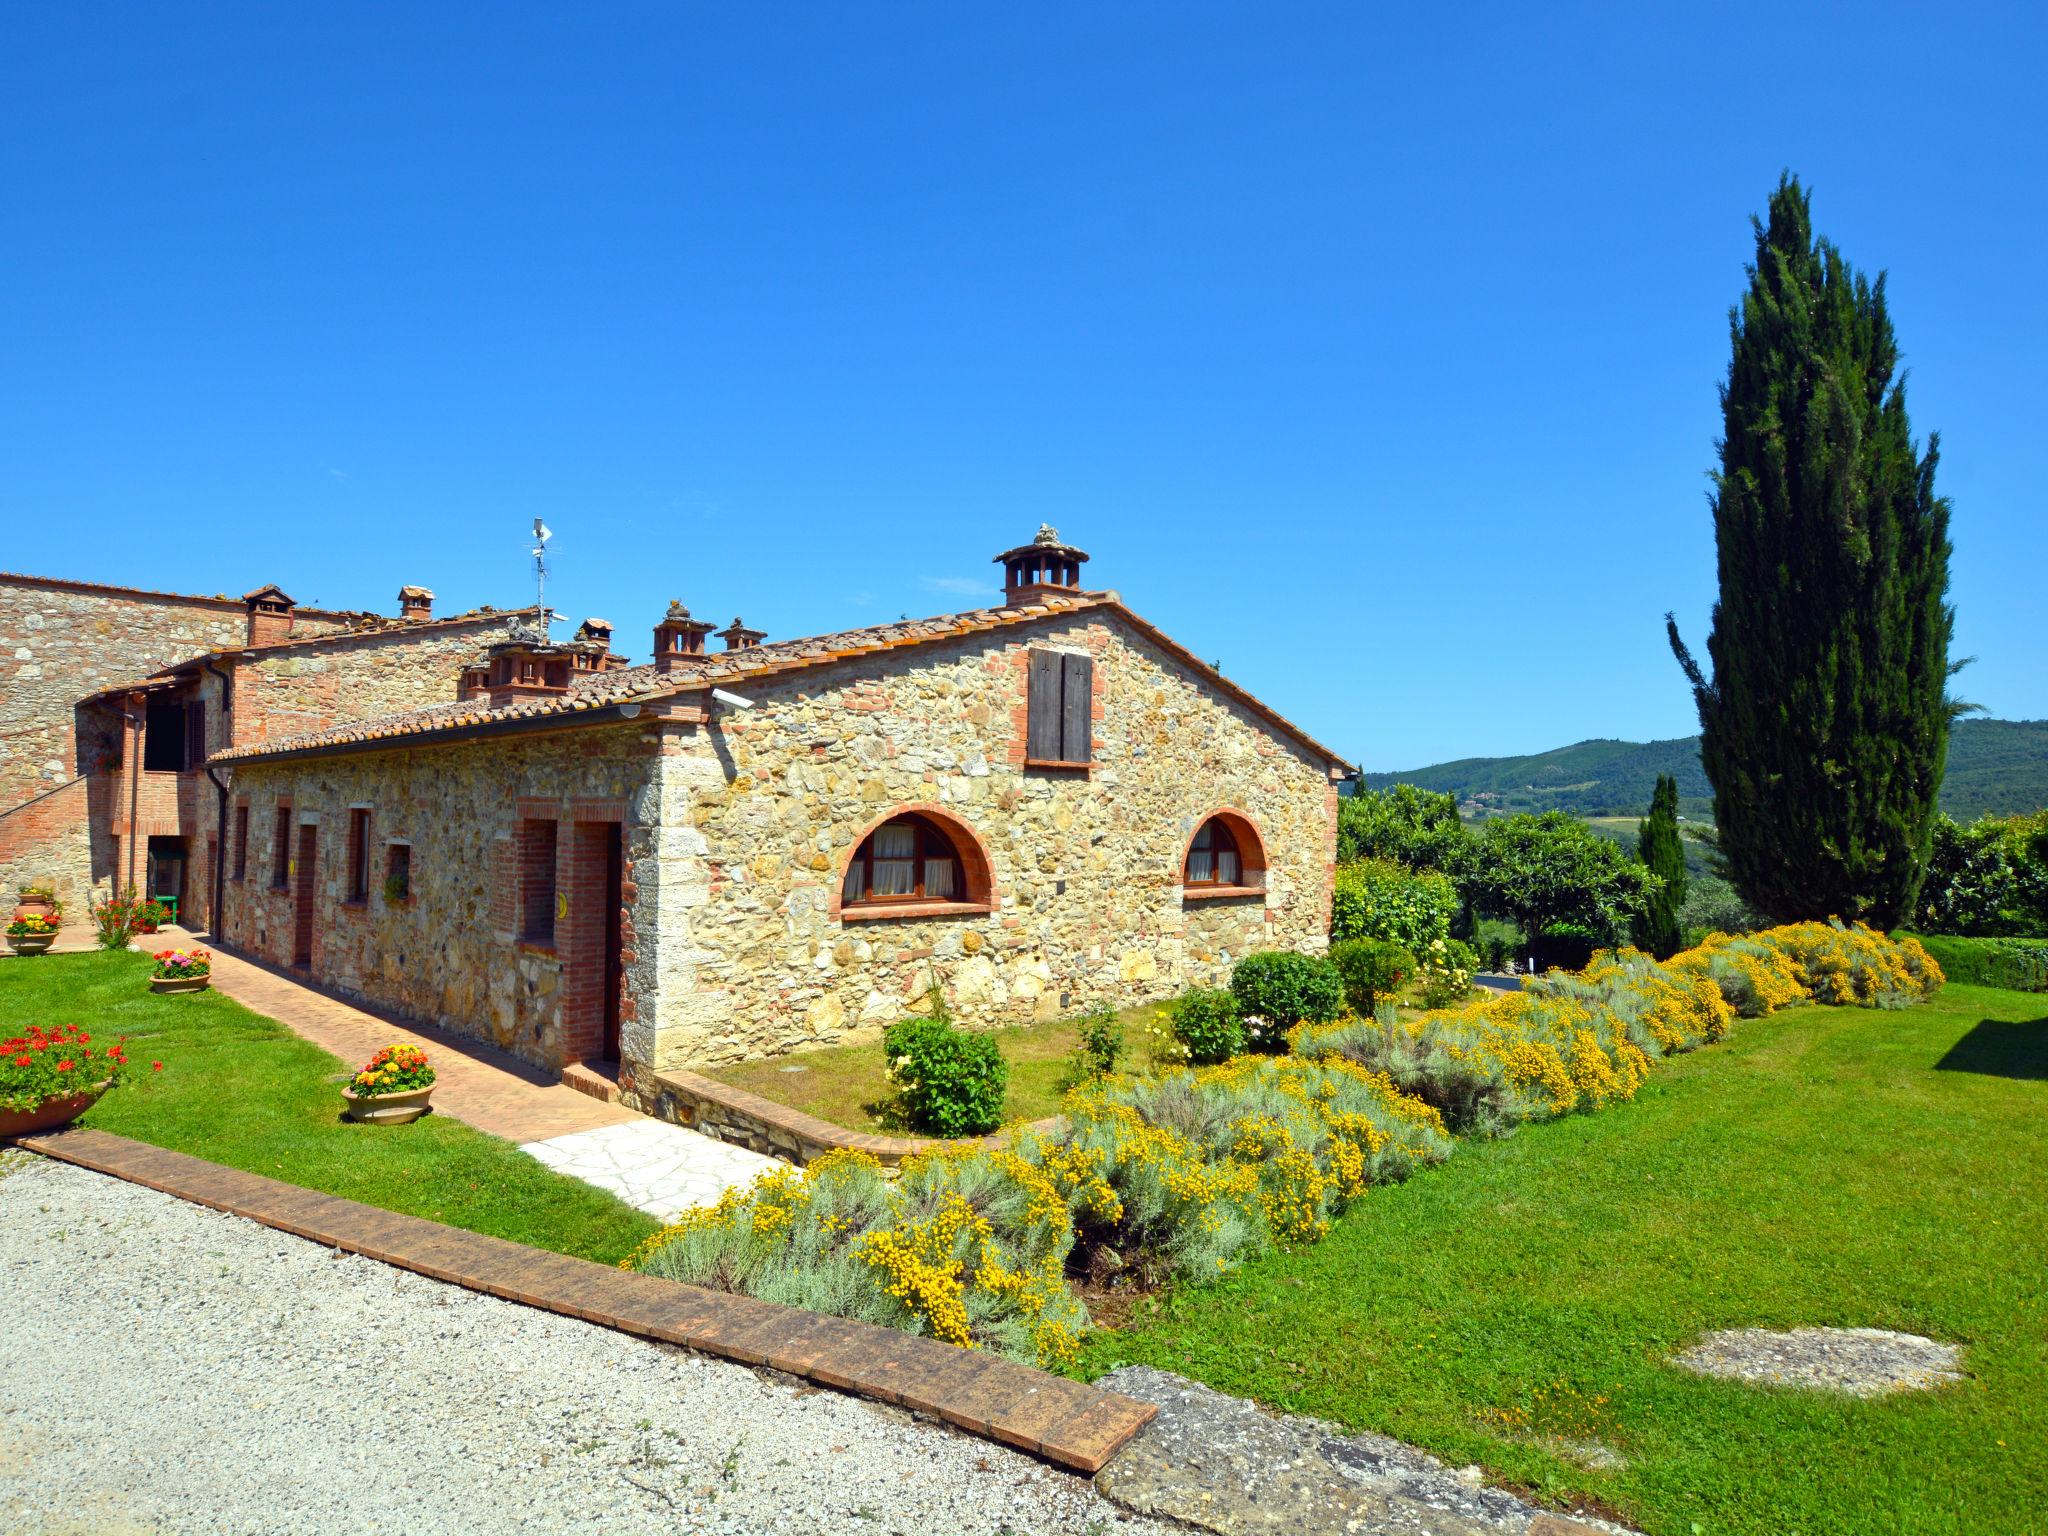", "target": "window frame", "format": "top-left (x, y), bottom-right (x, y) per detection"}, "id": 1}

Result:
top-left (385, 842), bottom-right (412, 905)
top-left (519, 817), bottom-right (559, 946)
top-left (840, 813), bottom-right (966, 909)
top-left (345, 808), bottom-right (372, 904)
top-left (1181, 812), bottom-right (1267, 899)
top-left (271, 803), bottom-right (292, 889)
